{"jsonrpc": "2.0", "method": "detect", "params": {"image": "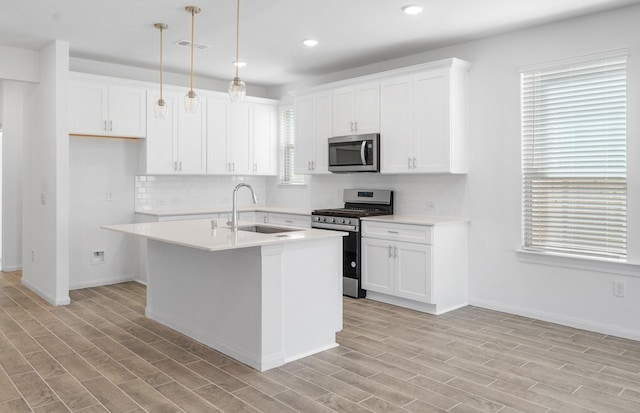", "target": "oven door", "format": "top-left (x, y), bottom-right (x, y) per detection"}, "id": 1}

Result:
top-left (328, 134), bottom-right (379, 172)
